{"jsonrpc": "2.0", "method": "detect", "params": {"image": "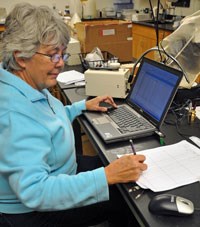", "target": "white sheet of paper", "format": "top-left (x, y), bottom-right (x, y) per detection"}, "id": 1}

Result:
top-left (190, 136), bottom-right (200, 147)
top-left (57, 70), bottom-right (85, 85)
top-left (138, 140), bottom-right (200, 192)
top-left (118, 140), bottom-right (200, 192)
